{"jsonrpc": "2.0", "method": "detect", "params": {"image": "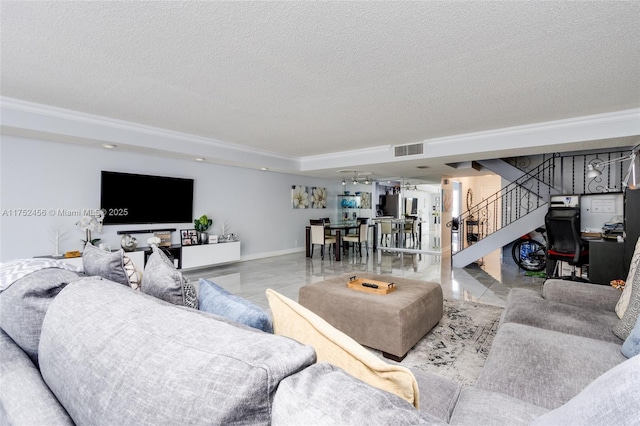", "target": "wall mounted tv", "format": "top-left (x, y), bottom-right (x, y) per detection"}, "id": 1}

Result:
top-left (101, 171), bottom-right (194, 225)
